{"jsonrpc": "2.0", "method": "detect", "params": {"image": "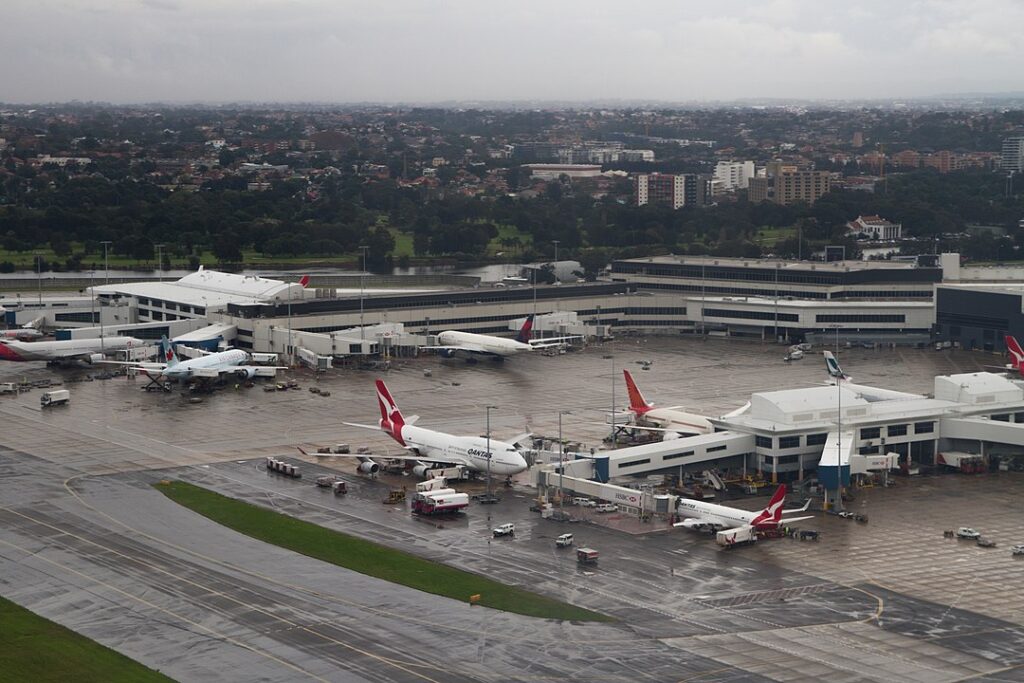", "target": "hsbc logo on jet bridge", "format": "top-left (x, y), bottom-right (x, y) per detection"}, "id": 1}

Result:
top-left (614, 492), bottom-right (639, 505)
